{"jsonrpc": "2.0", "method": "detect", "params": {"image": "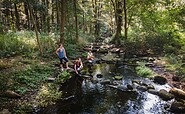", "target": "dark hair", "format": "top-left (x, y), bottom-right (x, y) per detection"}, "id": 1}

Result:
top-left (58, 43), bottom-right (63, 47)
